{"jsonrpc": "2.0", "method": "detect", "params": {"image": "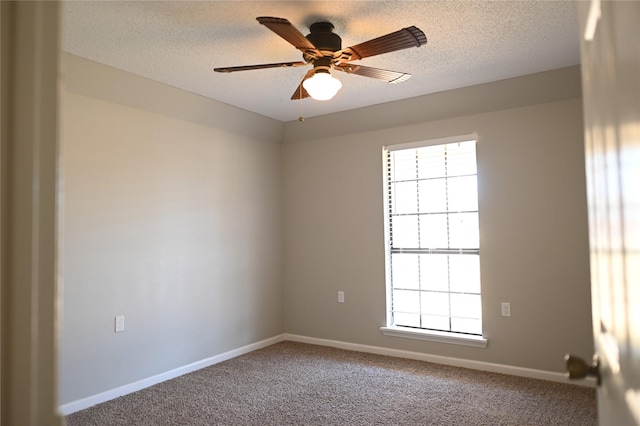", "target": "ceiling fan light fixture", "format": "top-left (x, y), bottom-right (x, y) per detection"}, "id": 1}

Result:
top-left (302, 71), bottom-right (342, 101)
top-left (215, 17), bottom-right (427, 103)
